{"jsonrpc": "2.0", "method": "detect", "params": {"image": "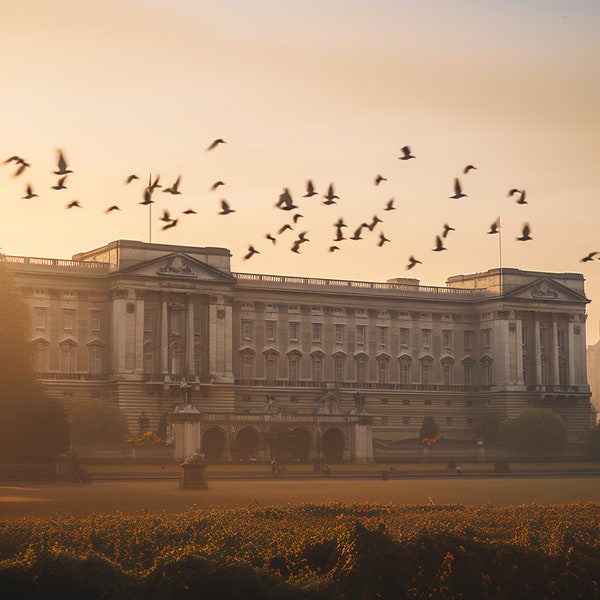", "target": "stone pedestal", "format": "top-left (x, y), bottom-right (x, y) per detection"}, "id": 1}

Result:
top-left (179, 453), bottom-right (209, 490)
